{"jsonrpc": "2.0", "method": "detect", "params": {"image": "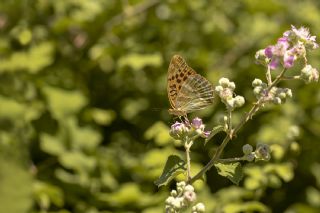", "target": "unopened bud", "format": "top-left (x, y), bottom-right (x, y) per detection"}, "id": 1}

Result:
top-left (273, 97), bottom-right (282, 105)
top-left (184, 184), bottom-right (194, 192)
top-left (219, 78), bottom-right (230, 88)
top-left (244, 153), bottom-right (255, 162)
top-left (229, 82), bottom-right (236, 90)
top-left (285, 88), bottom-right (292, 98)
top-left (192, 202), bottom-right (206, 212)
top-left (252, 78), bottom-right (263, 87)
top-left (255, 143), bottom-right (271, 161)
top-left (215, 85), bottom-right (223, 93)
top-left (170, 190), bottom-right (177, 197)
top-left (234, 96), bottom-right (245, 108)
top-left (300, 64), bottom-right (319, 83)
top-left (242, 144), bottom-right (253, 155)
top-left (253, 86), bottom-right (263, 96)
